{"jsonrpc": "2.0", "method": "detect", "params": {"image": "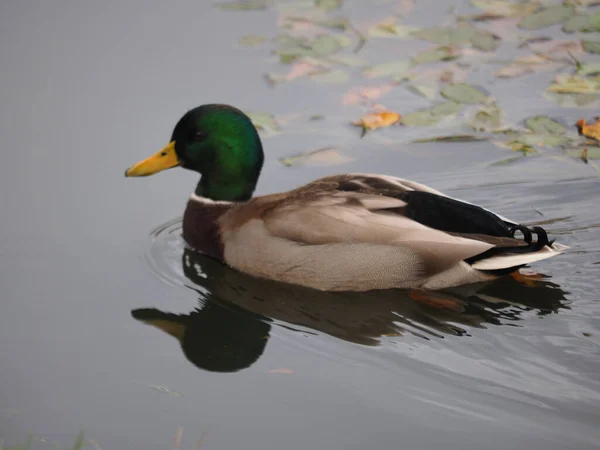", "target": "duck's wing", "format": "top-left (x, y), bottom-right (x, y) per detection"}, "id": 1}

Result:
top-left (219, 174), bottom-right (562, 291)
